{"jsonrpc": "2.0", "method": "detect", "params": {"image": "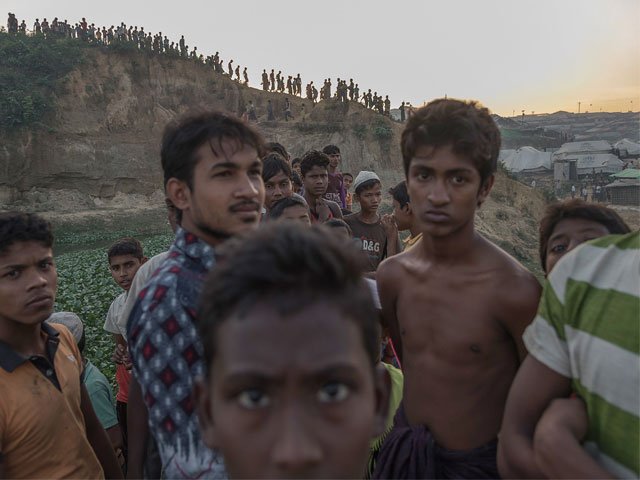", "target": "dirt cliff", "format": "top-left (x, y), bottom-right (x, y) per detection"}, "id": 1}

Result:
top-left (0, 45), bottom-right (550, 275)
